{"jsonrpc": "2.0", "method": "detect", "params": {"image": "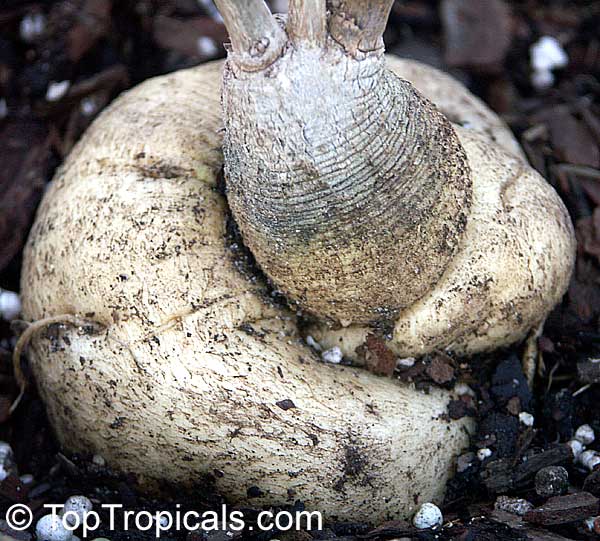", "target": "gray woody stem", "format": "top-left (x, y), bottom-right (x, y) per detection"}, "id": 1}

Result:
top-left (328, 0), bottom-right (395, 53)
top-left (213, 0), bottom-right (286, 70)
top-left (287, 0), bottom-right (327, 47)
